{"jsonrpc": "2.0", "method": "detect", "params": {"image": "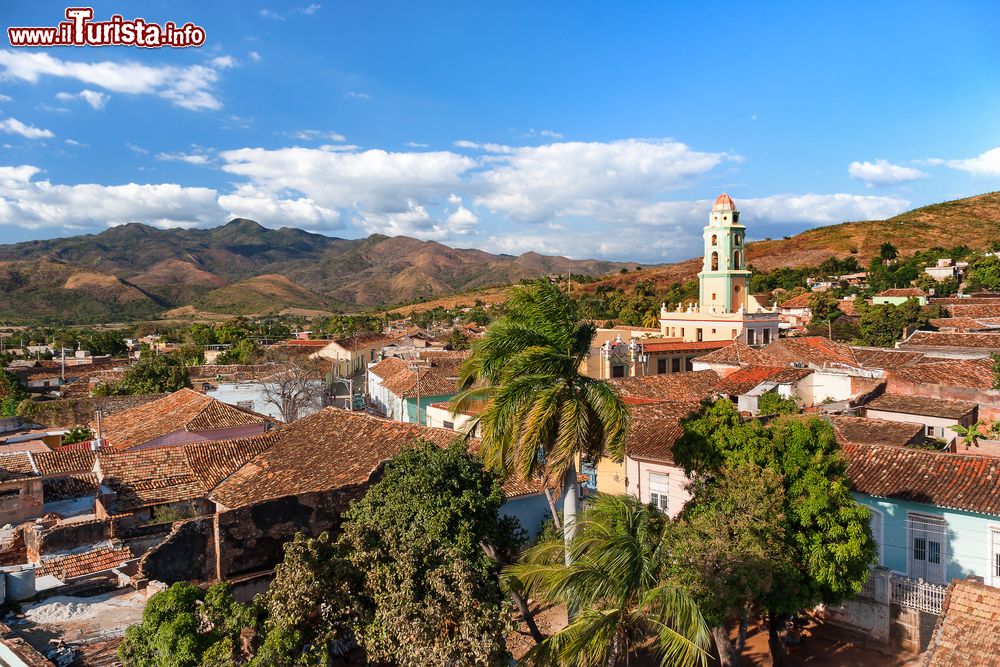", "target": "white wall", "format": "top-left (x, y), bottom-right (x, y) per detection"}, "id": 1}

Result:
top-left (624, 456), bottom-right (691, 519)
top-left (207, 381), bottom-right (324, 423)
top-left (797, 371), bottom-right (855, 406)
